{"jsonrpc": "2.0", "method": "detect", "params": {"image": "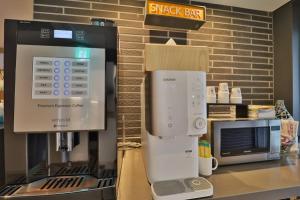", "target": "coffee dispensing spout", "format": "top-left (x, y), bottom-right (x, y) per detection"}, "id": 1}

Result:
top-left (56, 132), bottom-right (78, 163)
